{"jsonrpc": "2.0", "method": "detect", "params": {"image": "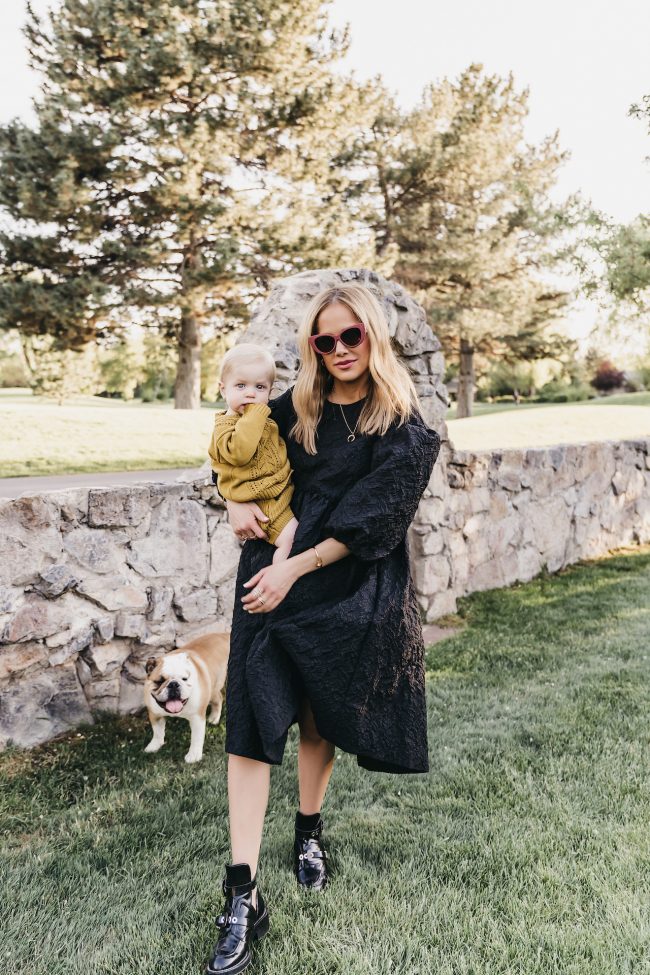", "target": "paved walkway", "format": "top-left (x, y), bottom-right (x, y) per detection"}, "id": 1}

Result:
top-left (0, 468), bottom-right (198, 499)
